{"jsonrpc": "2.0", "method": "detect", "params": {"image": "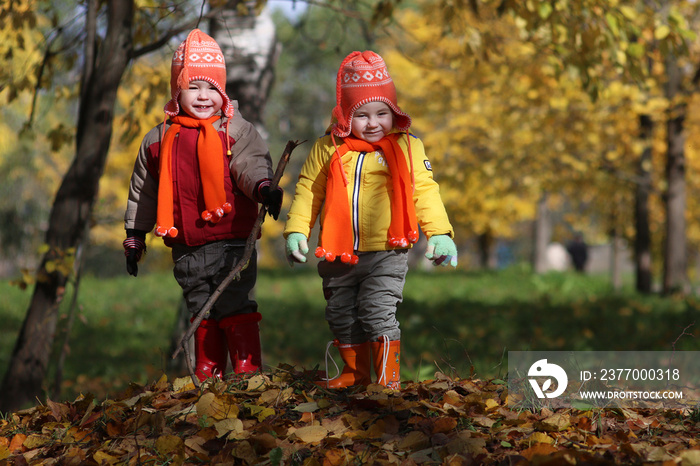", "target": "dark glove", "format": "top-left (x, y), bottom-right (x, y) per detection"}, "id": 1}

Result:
top-left (123, 229), bottom-right (147, 277)
top-left (257, 180), bottom-right (284, 220)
